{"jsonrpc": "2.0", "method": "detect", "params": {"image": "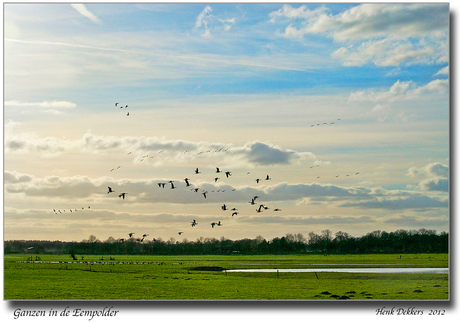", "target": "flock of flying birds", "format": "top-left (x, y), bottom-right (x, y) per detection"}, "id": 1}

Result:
top-left (52, 103), bottom-right (357, 243)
